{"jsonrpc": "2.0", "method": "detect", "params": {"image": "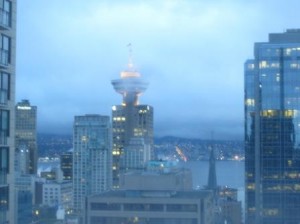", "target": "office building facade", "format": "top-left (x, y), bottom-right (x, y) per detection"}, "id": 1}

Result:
top-left (15, 99), bottom-right (37, 174)
top-left (111, 59), bottom-right (153, 188)
top-left (86, 190), bottom-right (214, 224)
top-left (245, 29), bottom-right (300, 223)
top-left (73, 115), bottom-right (112, 218)
top-left (0, 0), bottom-right (16, 223)
top-left (86, 163), bottom-right (213, 224)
